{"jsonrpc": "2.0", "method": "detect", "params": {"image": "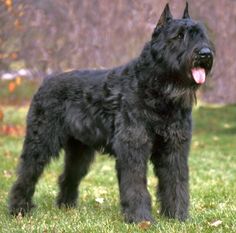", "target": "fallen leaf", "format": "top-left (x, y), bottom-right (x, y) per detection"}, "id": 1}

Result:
top-left (95, 197), bottom-right (104, 204)
top-left (3, 170), bottom-right (12, 178)
top-left (193, 141), bottom-right (200, 147)
top-left (213, 136), bottom-right (219, 141)
top-left (223, 123), bottom-right (230, 129)
top-left (210, 220), bottom-right (222, 227)
top-left (138, 221), bottom-right (151, 230)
